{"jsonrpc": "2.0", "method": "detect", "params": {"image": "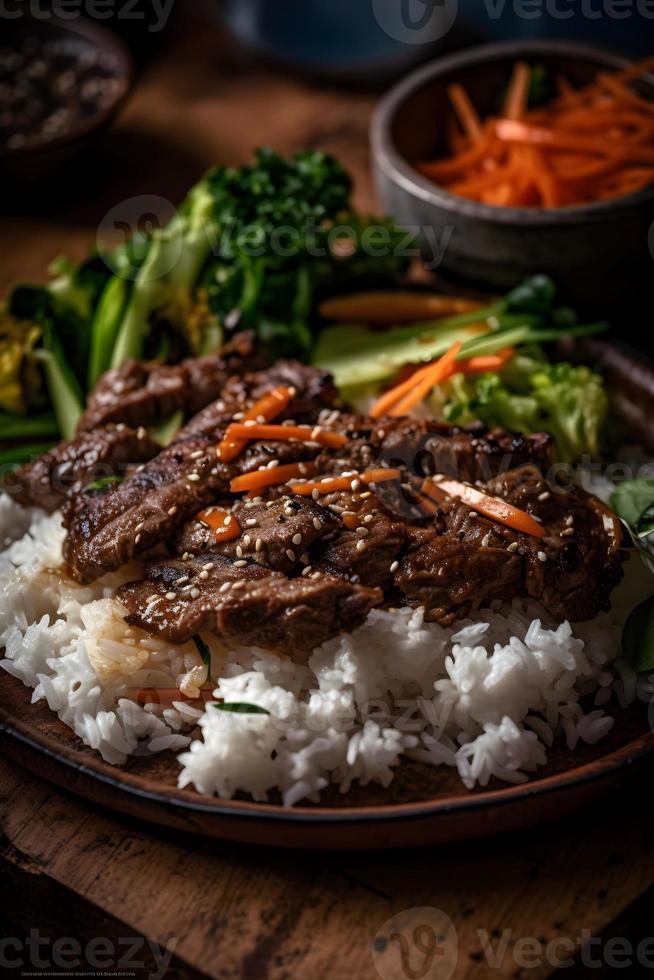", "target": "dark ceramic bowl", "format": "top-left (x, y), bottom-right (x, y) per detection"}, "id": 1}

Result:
top-left (0, 16), bottom-right (133, 188)
top-left (371, 41), bottom-right (654, 318)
